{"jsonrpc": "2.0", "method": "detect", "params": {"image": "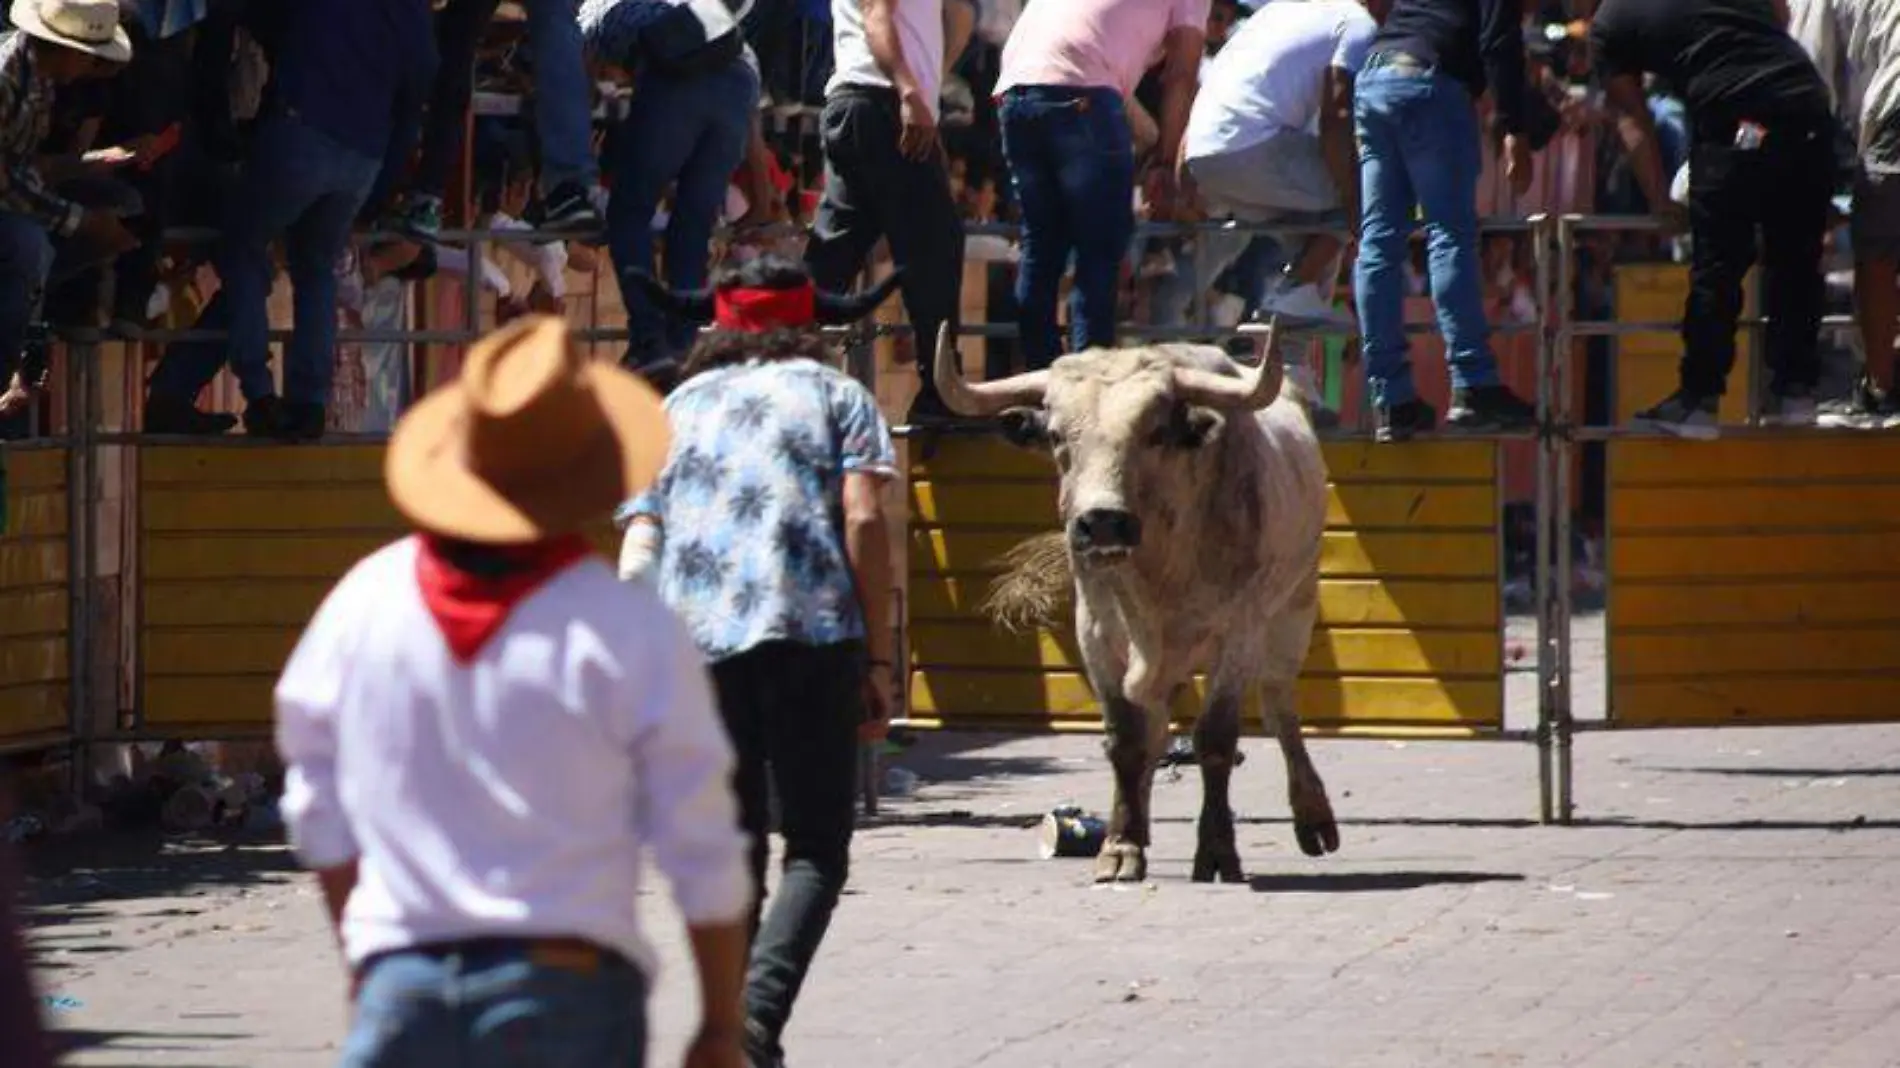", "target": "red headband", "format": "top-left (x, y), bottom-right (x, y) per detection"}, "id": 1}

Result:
top-left (713, 282), bottom-right (817, 333)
